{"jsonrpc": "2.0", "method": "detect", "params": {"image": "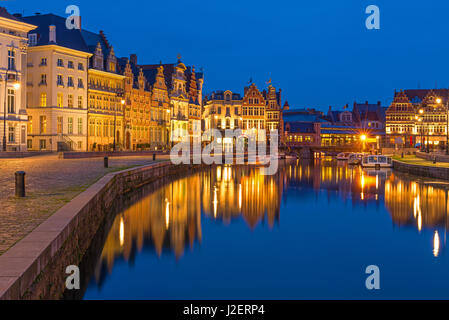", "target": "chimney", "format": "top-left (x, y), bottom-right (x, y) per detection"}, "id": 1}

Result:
top-left (365, 101), bottom-right (369, 105)
top-left (130, 54), bottom-right (137, 66)
top-left (49, 25), bottom-right (56, 44)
